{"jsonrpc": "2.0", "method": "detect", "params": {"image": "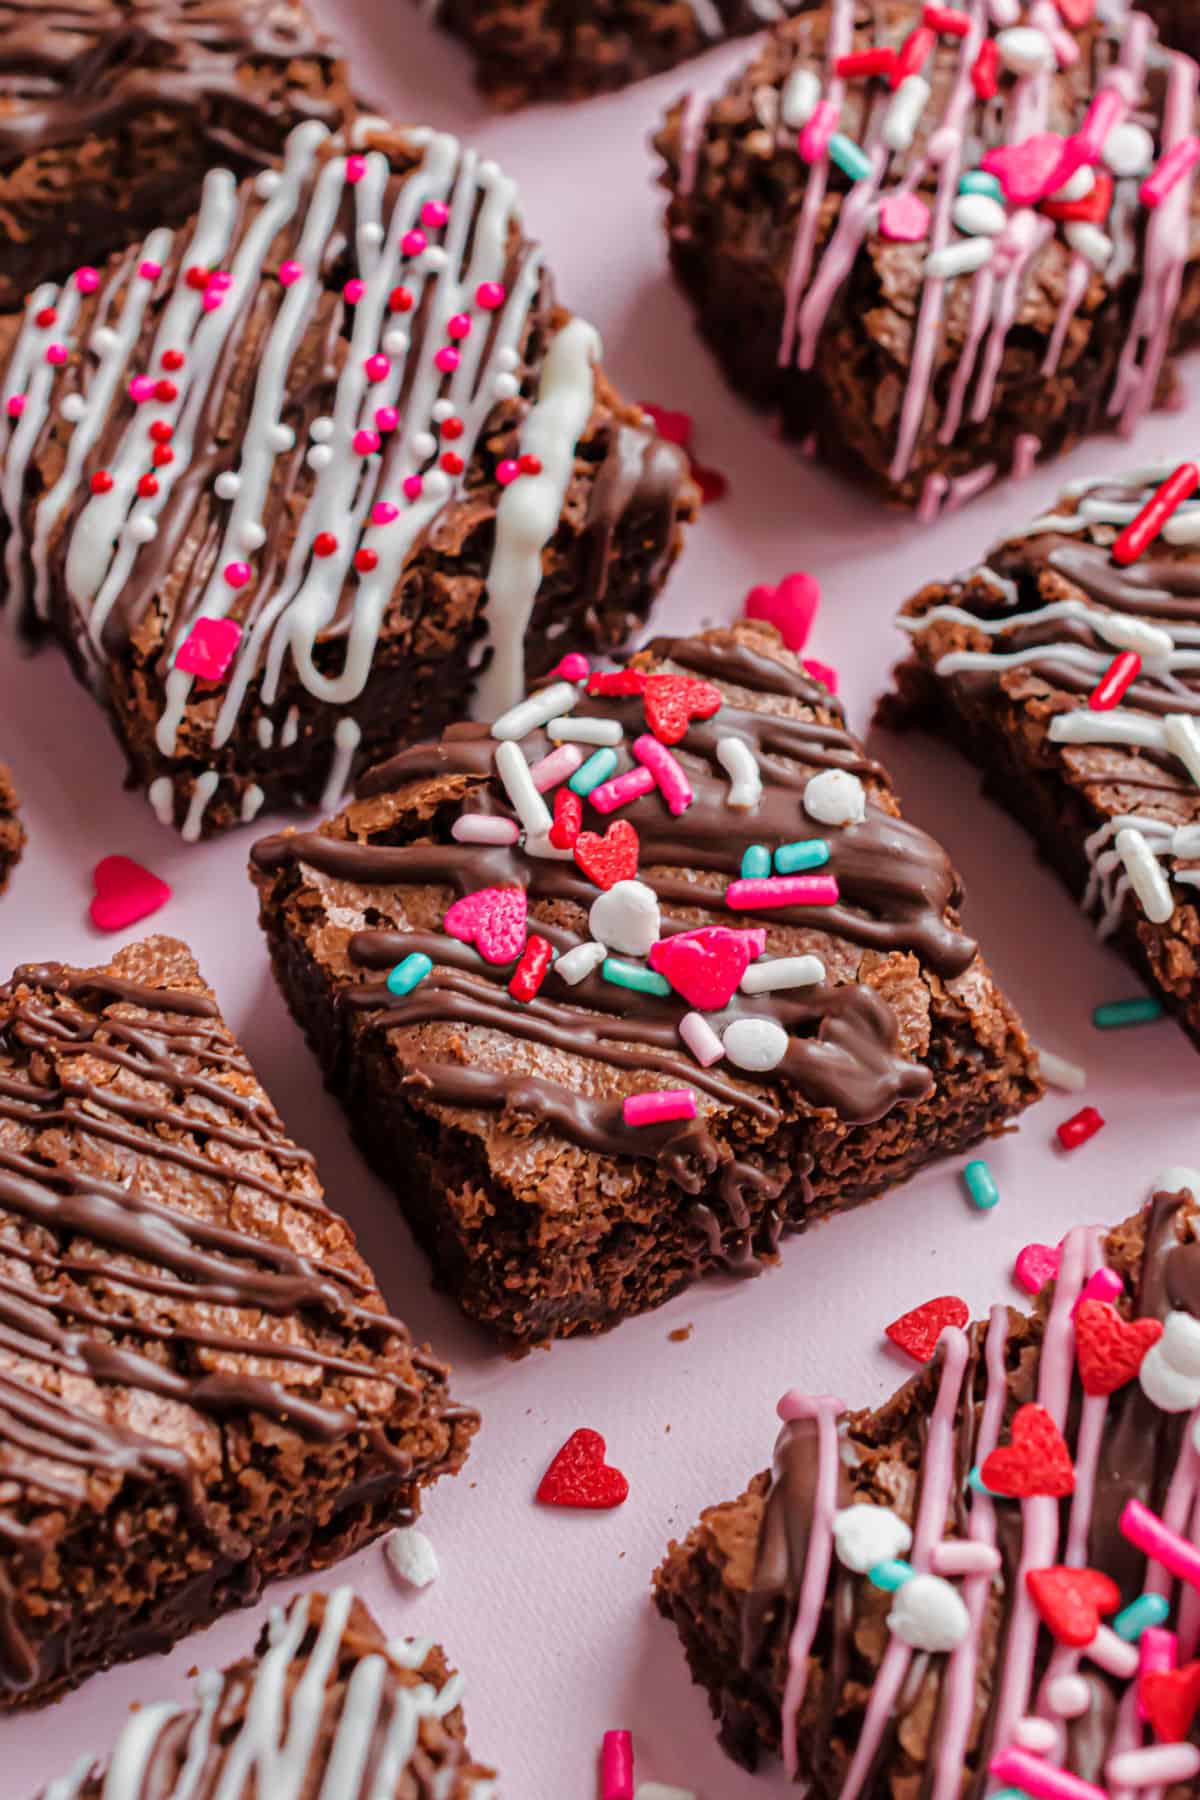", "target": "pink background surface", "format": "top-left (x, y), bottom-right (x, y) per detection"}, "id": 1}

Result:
top-left (3, 4), bottom-right (1200, 1792)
